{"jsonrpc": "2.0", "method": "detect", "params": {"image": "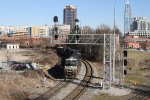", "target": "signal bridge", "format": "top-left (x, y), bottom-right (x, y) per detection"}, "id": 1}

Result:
top-left (51, 33), bottom-right (107, 45)
top-left (50, 33), bottom-right (116, 89)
